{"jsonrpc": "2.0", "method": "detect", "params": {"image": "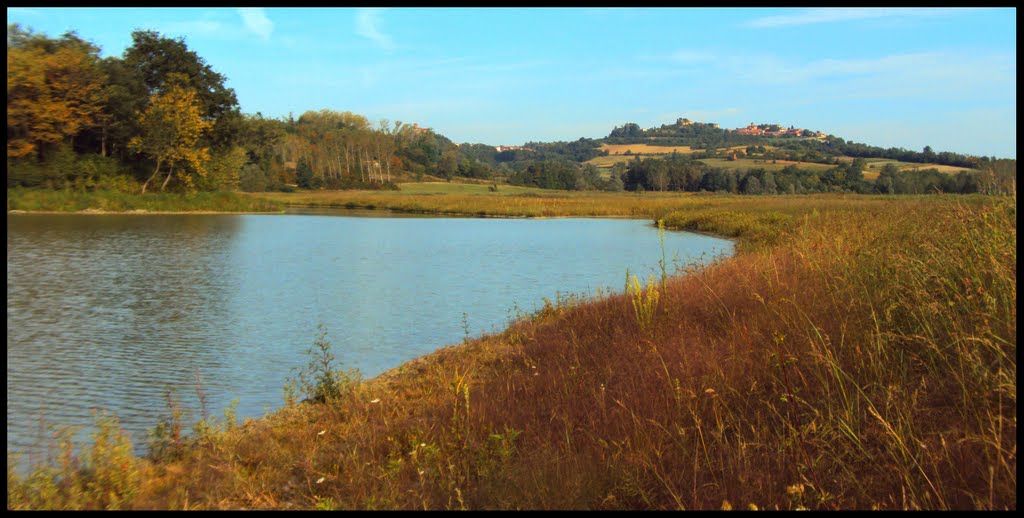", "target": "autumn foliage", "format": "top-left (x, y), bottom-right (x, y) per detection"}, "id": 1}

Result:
top-left (6, 31), bottom-right (106, 160)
